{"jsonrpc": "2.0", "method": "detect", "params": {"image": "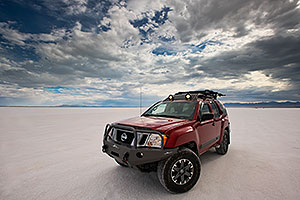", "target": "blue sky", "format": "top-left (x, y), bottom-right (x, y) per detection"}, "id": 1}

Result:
top-left (0, 0), bottom-right (300, 106)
